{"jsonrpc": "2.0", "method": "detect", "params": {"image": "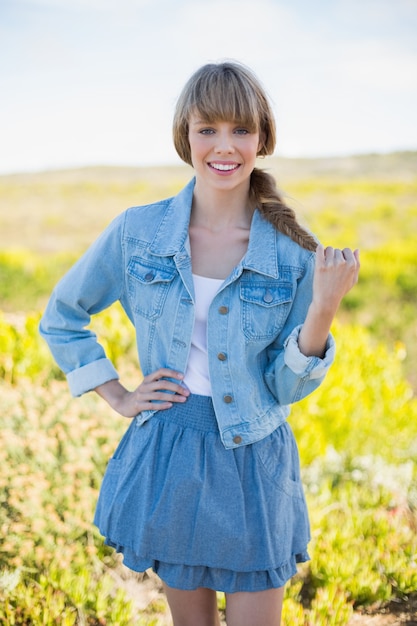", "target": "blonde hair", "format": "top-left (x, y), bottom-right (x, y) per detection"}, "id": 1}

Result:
top-left (173, 61), bottom-right (317, 252)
